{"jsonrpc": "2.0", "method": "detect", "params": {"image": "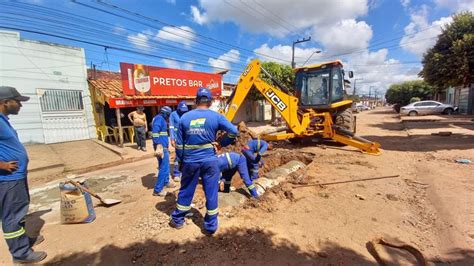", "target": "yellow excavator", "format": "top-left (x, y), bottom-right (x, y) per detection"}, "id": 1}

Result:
top-left (220, 59), bottom-right (381, 155)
